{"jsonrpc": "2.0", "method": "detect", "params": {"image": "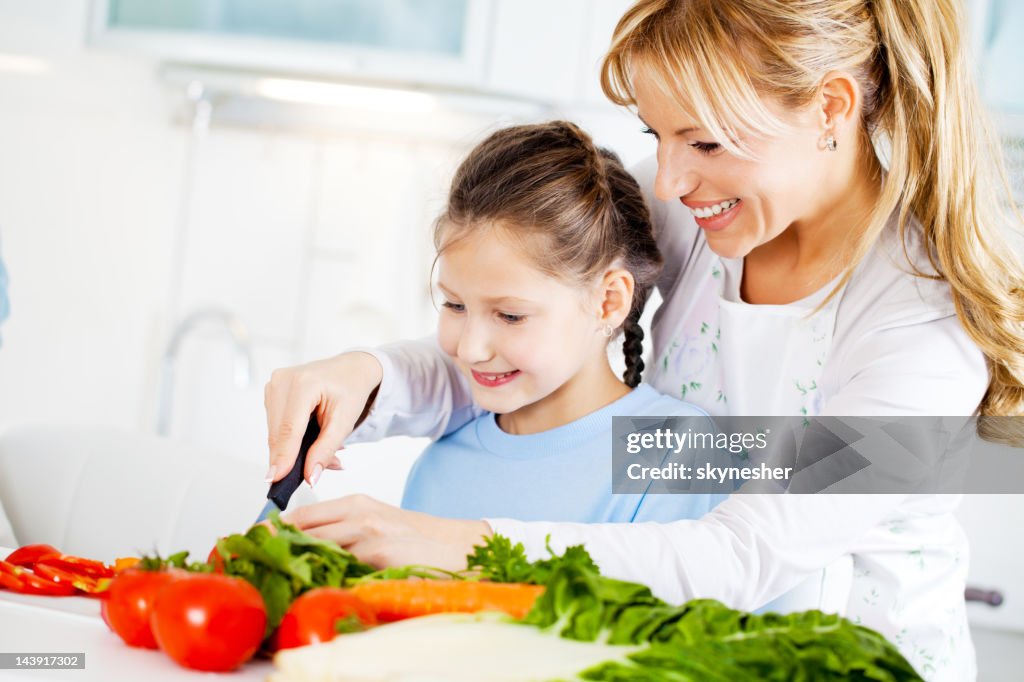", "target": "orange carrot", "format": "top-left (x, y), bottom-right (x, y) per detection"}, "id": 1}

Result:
top-left (349, 580), bottom-right (544, 622)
